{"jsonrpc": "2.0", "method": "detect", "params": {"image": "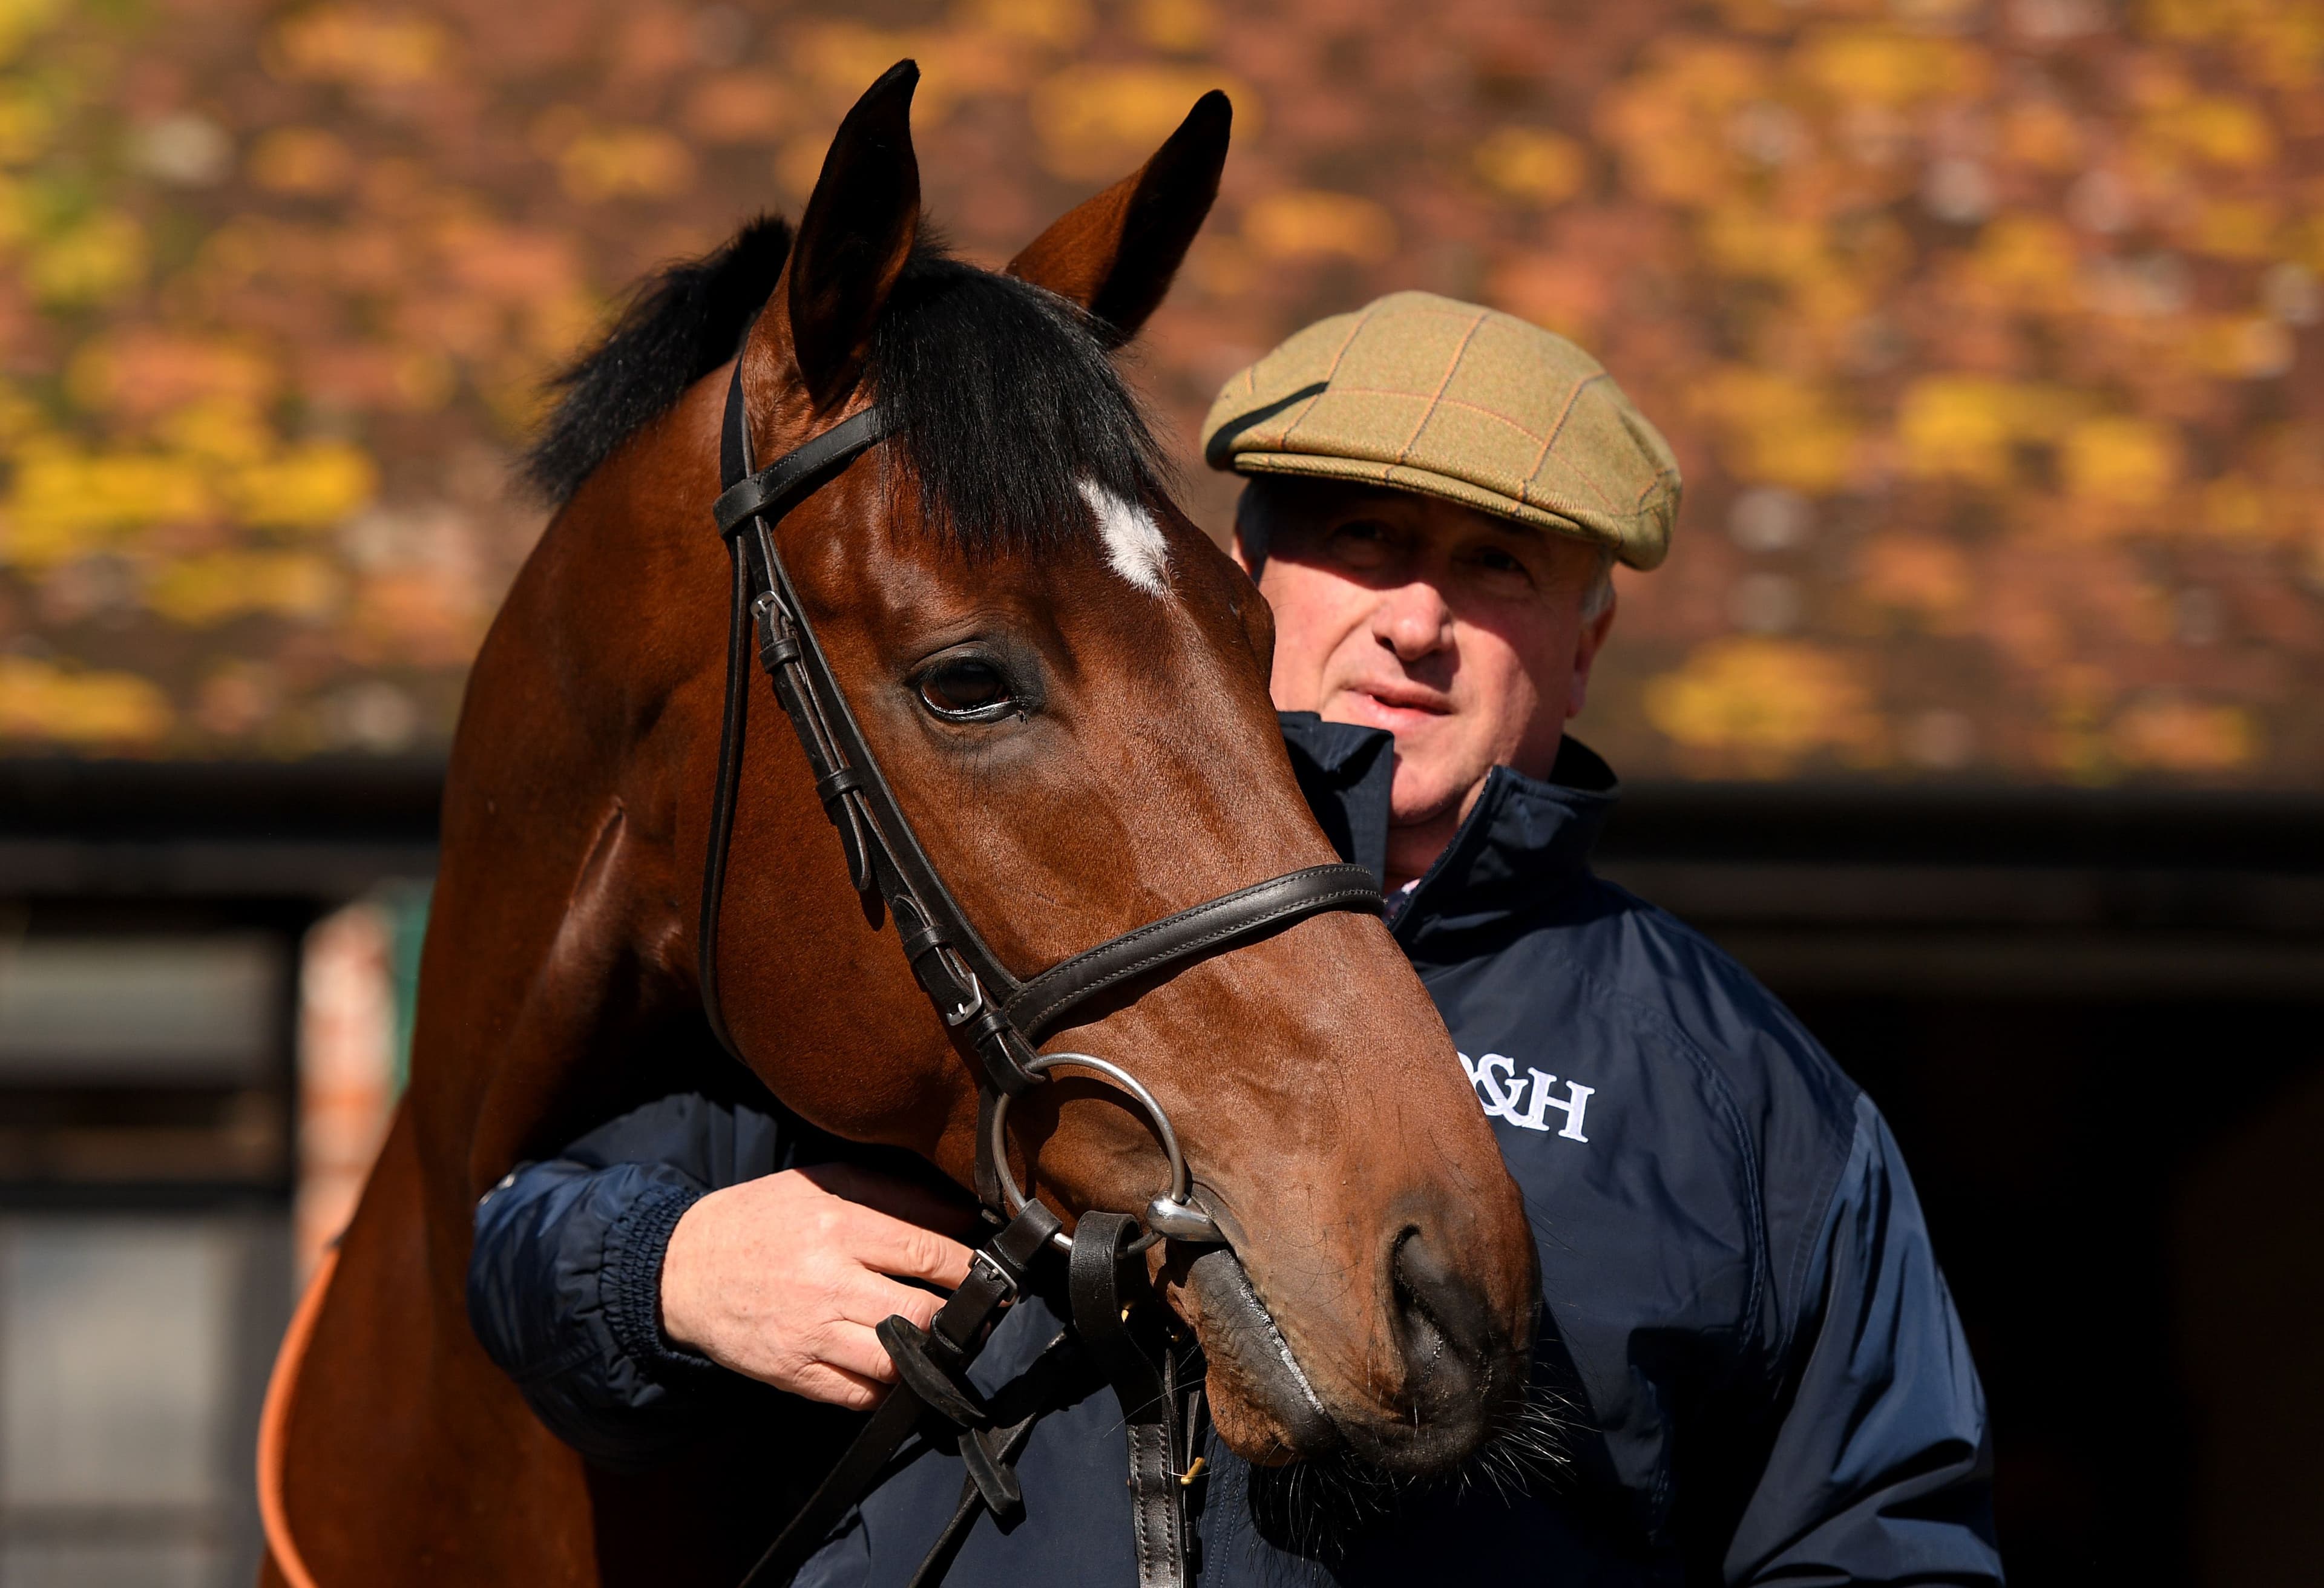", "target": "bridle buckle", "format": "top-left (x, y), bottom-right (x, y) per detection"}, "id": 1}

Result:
top-left (750, 590), bottom-right (801, 671)
top-left (965, 1248), bottom-right (1016, 1299)
top-left (941, 963), bottom-right (985, 1028)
